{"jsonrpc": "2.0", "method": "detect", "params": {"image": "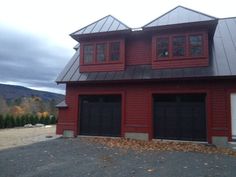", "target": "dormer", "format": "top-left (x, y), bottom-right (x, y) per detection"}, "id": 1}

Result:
top-left (143, 6), bottom-right (218, 69)
top-left (70, 15), bottom-right (131, 72)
